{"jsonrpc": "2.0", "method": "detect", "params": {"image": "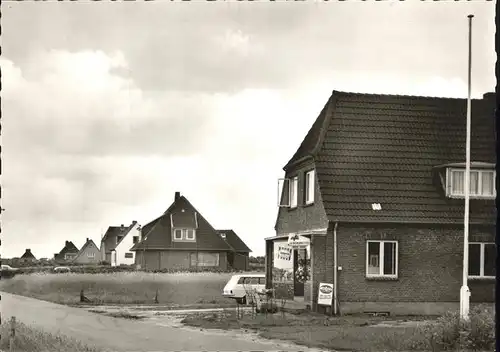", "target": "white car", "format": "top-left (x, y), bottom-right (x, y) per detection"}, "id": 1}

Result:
top-left (54, 266), bottom-right (71, 273)
top-left (222, 274), bottom-right (266, 304)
